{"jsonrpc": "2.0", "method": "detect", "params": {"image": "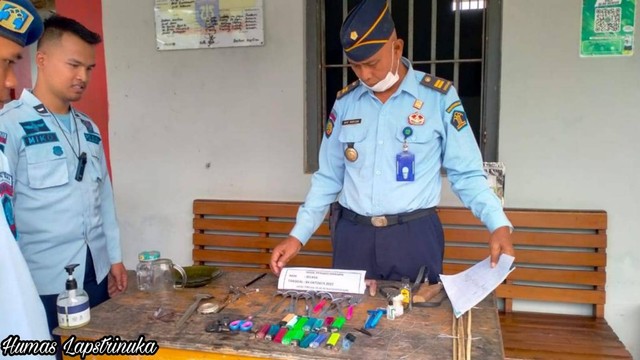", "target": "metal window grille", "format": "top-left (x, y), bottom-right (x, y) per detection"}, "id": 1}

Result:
top-left (305, 0), bottom-right (501, 172)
